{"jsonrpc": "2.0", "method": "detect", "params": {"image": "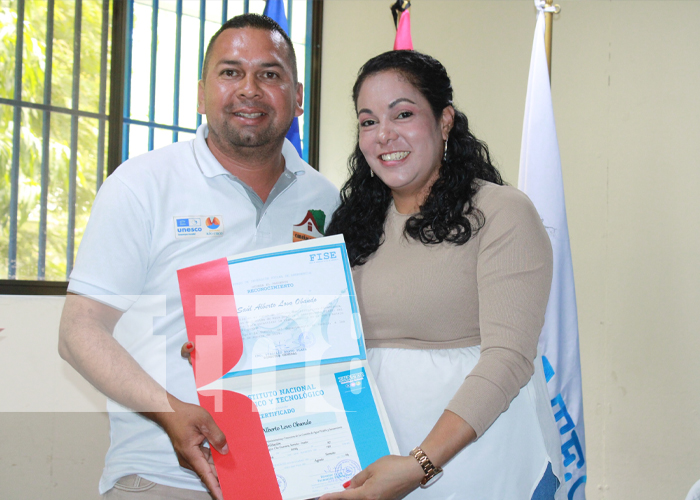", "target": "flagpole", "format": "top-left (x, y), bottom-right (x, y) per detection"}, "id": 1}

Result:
top-left (544, 0), bottom-right (554, 80)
